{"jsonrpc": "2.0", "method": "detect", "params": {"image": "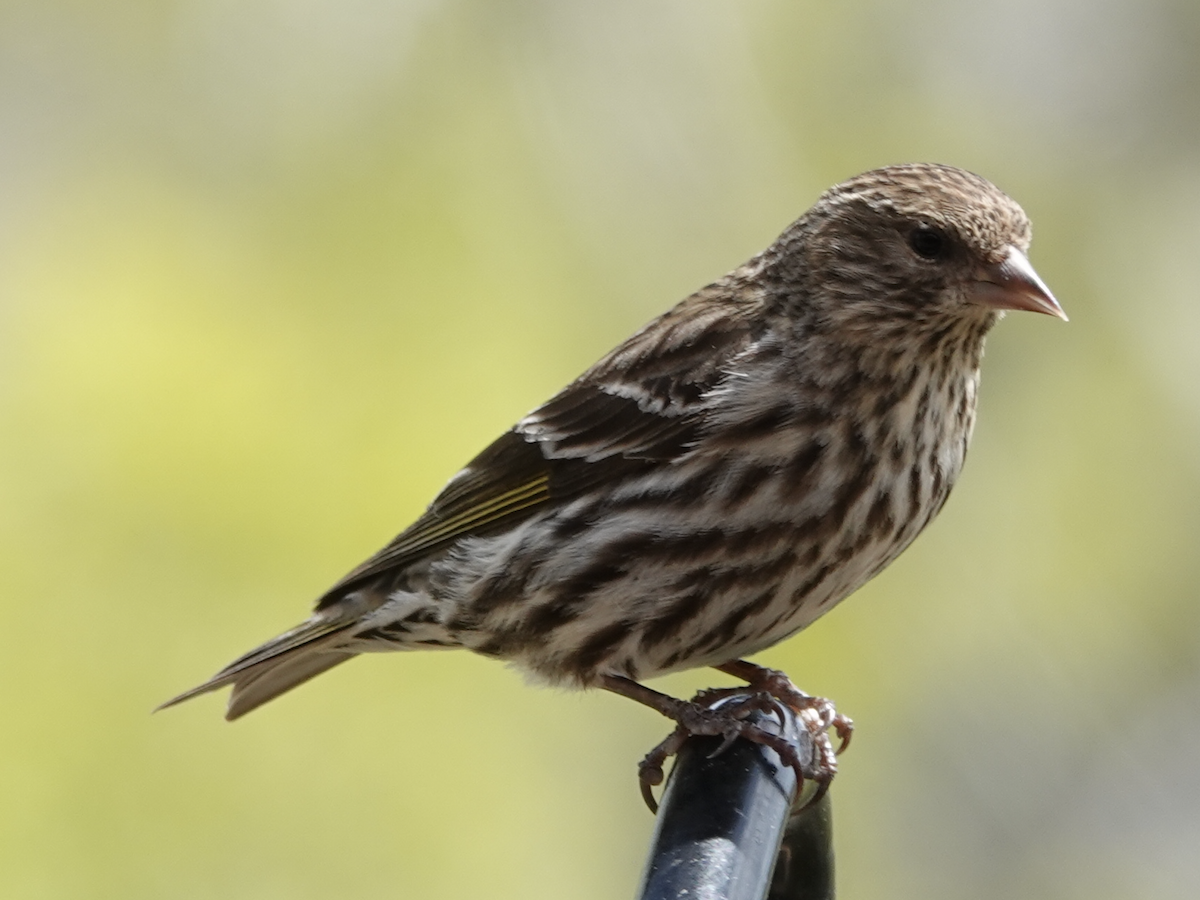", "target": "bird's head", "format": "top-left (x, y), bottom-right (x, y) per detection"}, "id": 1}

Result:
top-left (779, 164), bottom-right (1065, 340)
